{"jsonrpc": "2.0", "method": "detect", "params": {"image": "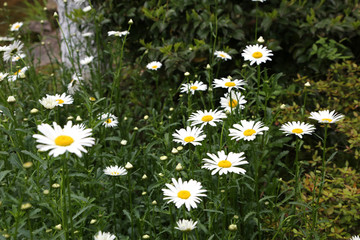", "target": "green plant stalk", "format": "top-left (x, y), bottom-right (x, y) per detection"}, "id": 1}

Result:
top-left (112, 177), bottom-right (117, 234)
top-left (61, 156), bottom-right (69, 240)
top-left (219, 121), bottom-right (226, 150)
top-left (255, 2), bottom-right (259, 41)
top-left (294, 137), bottom-right (301, 204)
top-left (128, 173), bottom-right (134, 239)
top-left (27, 210), bottom-right (33, 240)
